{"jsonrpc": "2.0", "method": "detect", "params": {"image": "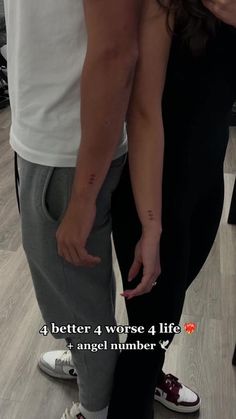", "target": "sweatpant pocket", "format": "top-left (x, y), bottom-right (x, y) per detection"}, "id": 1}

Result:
top-left (41, 166), bottom-right (75, 224)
